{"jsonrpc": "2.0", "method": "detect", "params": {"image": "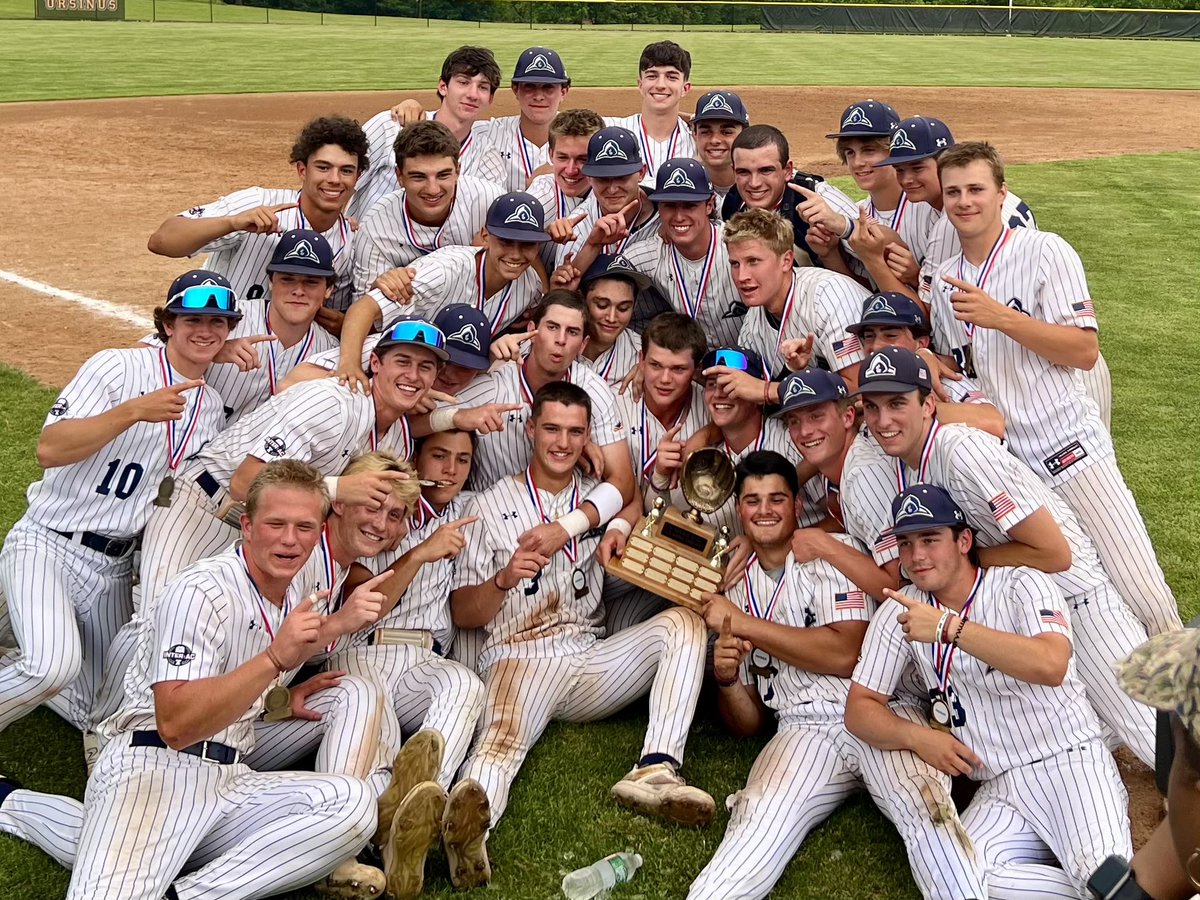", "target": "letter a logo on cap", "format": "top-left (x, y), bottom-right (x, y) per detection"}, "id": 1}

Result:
top-left (867, 296), bottom-right (897, 316)
top-left (842, 106), bottom-right (873, 128)
top-left (611, 254), bottom-right (636, 271)
top-left (864, 352), bottom-right (897, 379)
top-left (525, 53), bottom-right (556, 74)
top-left (702, 93), bottom-right (735, 115)
top-left (663, 167), bottom-right (696, 190)
top-left (890, 129), bottom-right (916, 152)
top-left (283, 240), bottom-right (320, 264)
top-left (504, 204), bottom-right (540, 227)
top-left (448, 323), bottom-right (481, 351)
top-left (782, 377), bottom-right (816, 402)
top-left (595, 139), bottom-right (628, 162)
top-left (897, 494), bottom-right (934, 520)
